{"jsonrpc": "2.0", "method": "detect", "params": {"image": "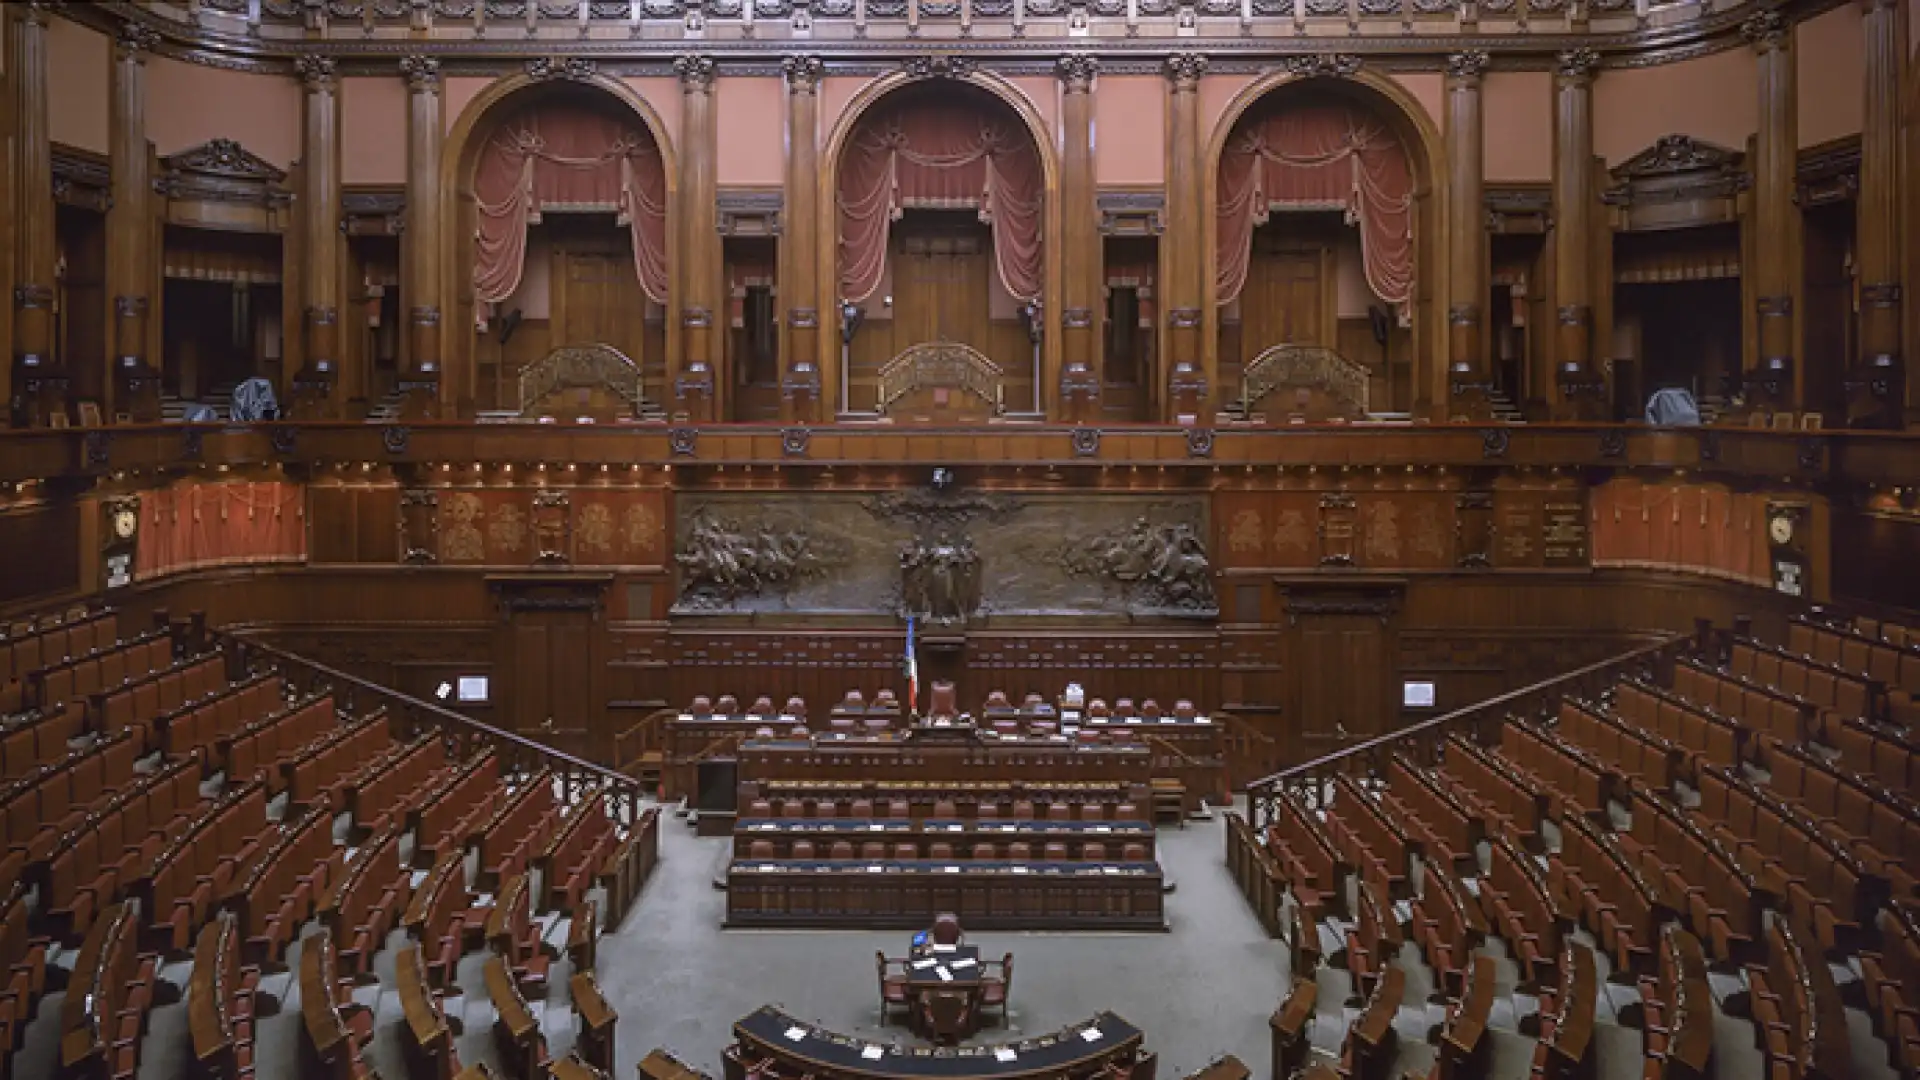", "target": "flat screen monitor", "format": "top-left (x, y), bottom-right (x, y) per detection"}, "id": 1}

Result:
top-left (1402, 680), bottom-right (1436, 709)
top-left (456, 675), bottom-right (490, 703)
